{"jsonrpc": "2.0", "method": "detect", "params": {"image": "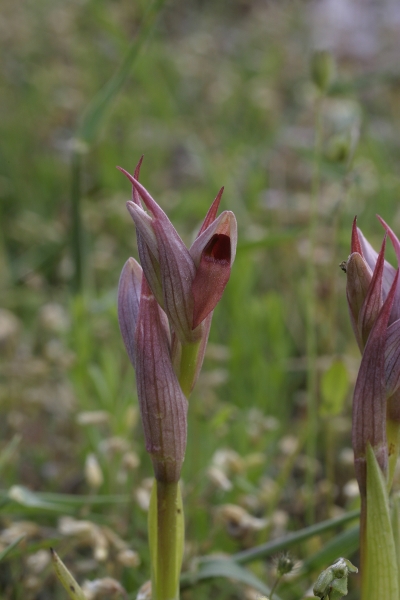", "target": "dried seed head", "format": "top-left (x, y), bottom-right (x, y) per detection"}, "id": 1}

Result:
top-left (276, 552), bottom-right (295, 577)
